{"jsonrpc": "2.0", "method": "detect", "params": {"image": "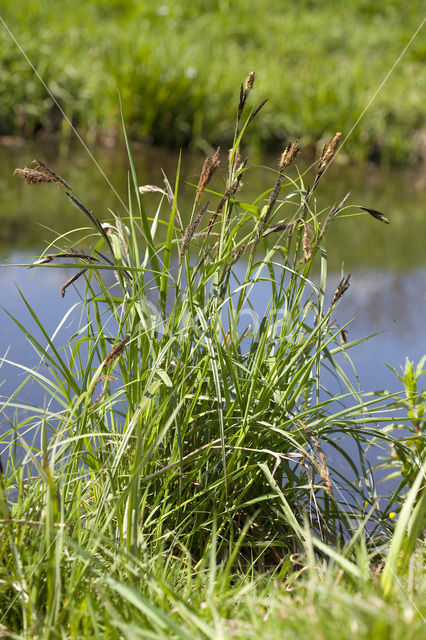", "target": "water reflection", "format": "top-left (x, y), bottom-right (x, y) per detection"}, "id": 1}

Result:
top-left (1, 141), bottom-right (425, 402)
